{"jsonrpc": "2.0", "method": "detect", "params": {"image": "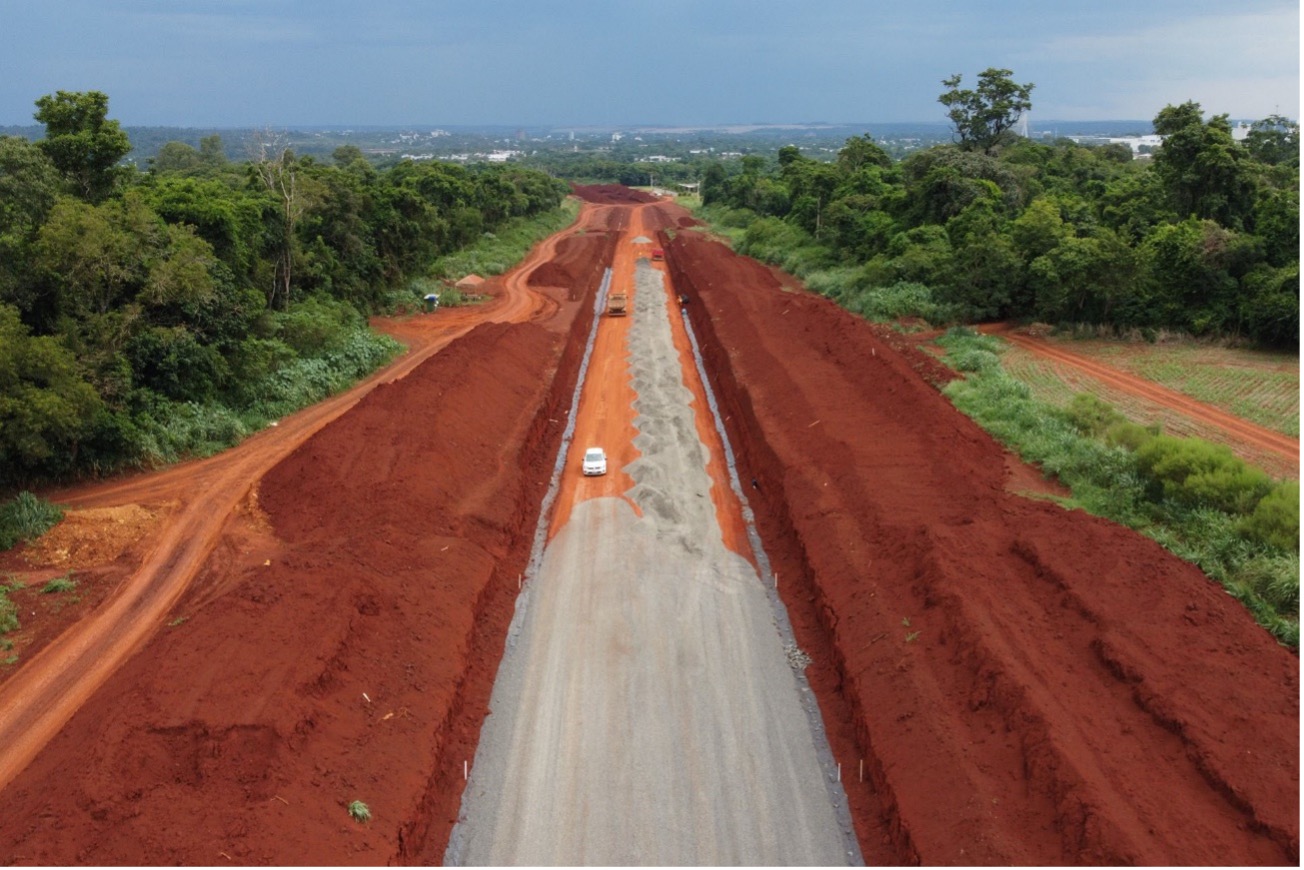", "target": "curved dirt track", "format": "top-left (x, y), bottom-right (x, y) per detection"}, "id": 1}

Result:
top-left (986, 323), bottom-right (1300, 471)
top-left (0, 186), bottom-right (1295, 865)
